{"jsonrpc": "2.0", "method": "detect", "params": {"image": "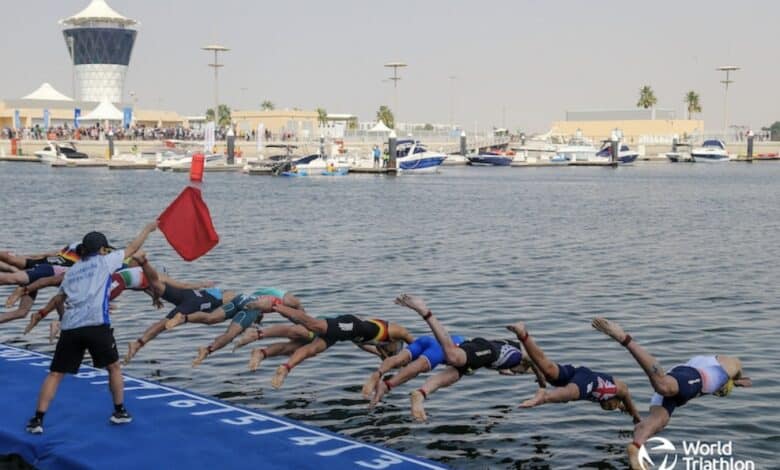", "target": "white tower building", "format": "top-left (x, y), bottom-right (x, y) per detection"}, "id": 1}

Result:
top-left (61, 0), bottom-right (138, 103)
